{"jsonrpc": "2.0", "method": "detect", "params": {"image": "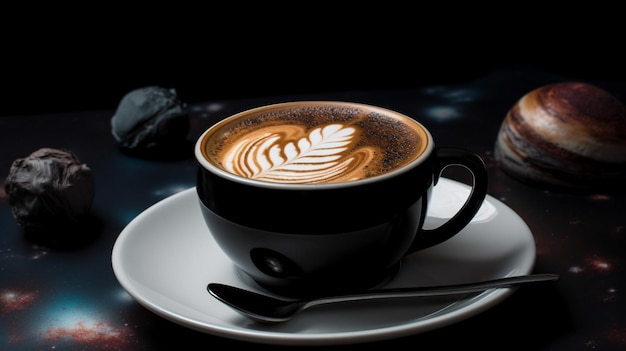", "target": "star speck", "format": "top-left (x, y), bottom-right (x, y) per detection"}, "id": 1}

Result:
top-left (586, 256), bottom-right (612, 272)
top-left (1, 289), bottom-right (38, 313)
top-left (423, 106), bottom-right (461, 122)
top-left (42, 321), bottom-right (129, 349)
top-left (569, 266), bottom-right (584, 273)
